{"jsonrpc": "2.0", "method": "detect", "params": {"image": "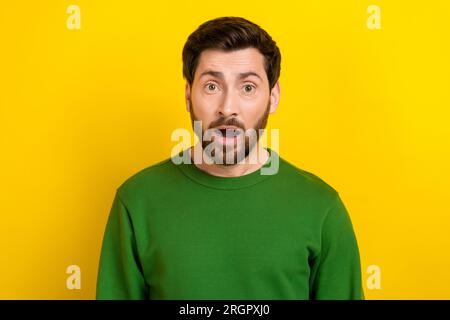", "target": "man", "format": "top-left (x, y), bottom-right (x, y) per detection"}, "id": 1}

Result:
top-left (96, 16), bottom-right (364, 300)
